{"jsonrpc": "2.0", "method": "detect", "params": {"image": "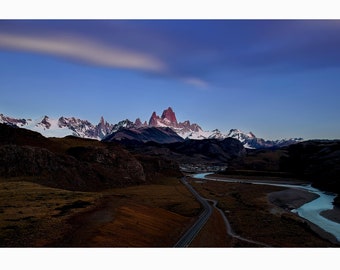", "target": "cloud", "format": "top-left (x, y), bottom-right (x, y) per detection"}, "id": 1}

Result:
top-left (2, 20), bottom-right (340, 91)
top-left (182, 77), bottom-right (209, 88)
top-left (0, 31), bottom-right (211, 89)
top-left (0, 32), bottom-right (167, 73)
top-left (0, 31), bottom-right (212, 89)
